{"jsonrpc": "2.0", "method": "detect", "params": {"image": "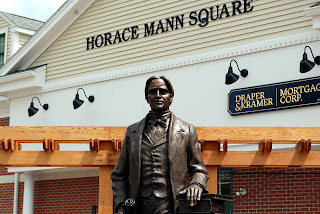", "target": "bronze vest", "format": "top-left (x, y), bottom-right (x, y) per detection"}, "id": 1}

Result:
top-left (139, 125), bottom-right (171, 198)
